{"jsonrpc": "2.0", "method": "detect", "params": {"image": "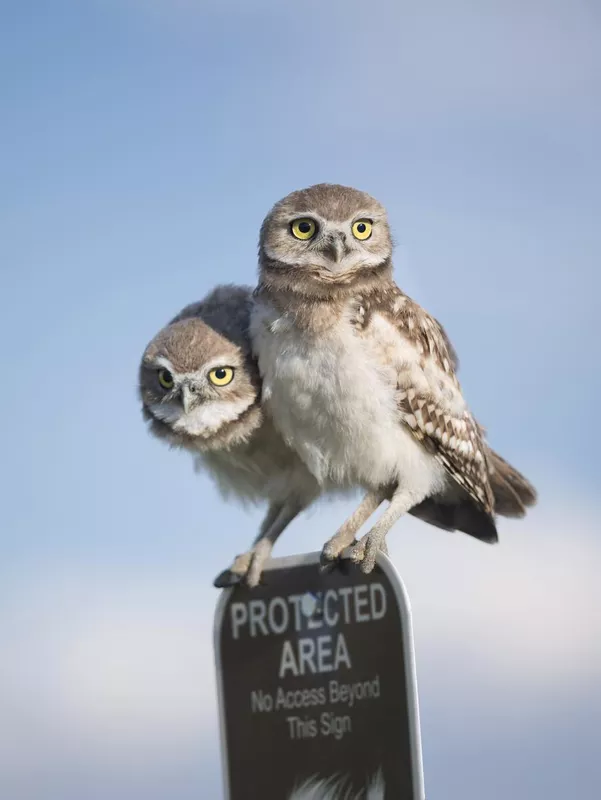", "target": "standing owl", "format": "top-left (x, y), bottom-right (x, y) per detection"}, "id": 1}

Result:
top-left (139, 284), bottom-right (325, 588)
top-left (251, 184), bottom-right (537, 573)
